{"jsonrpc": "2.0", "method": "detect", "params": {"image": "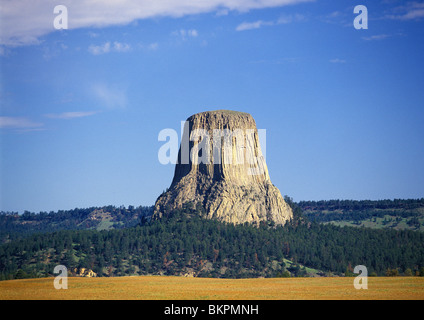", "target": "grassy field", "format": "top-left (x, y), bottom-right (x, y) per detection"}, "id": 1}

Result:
top-left (0, 276), bottom-right (423, 300)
